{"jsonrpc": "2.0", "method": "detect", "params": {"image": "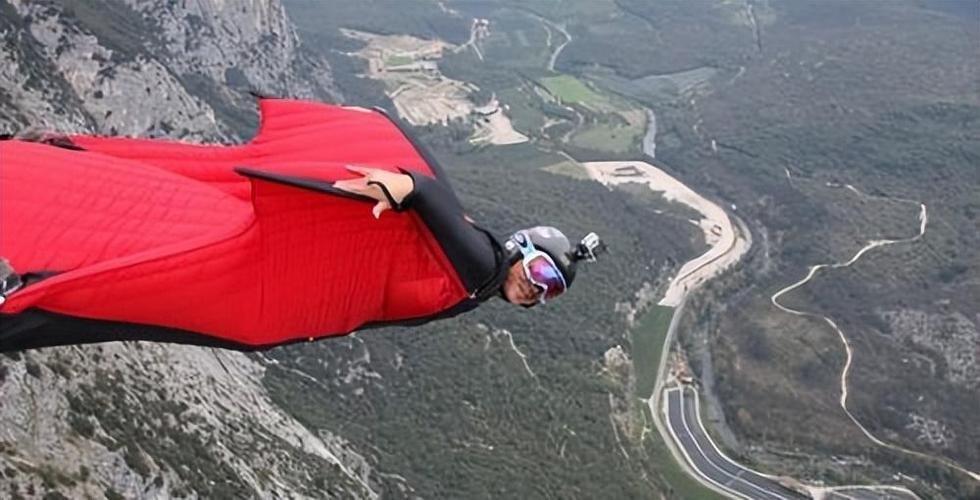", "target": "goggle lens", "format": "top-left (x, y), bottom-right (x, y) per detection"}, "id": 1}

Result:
top-left (524, 253), bottom-right (566, 300)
